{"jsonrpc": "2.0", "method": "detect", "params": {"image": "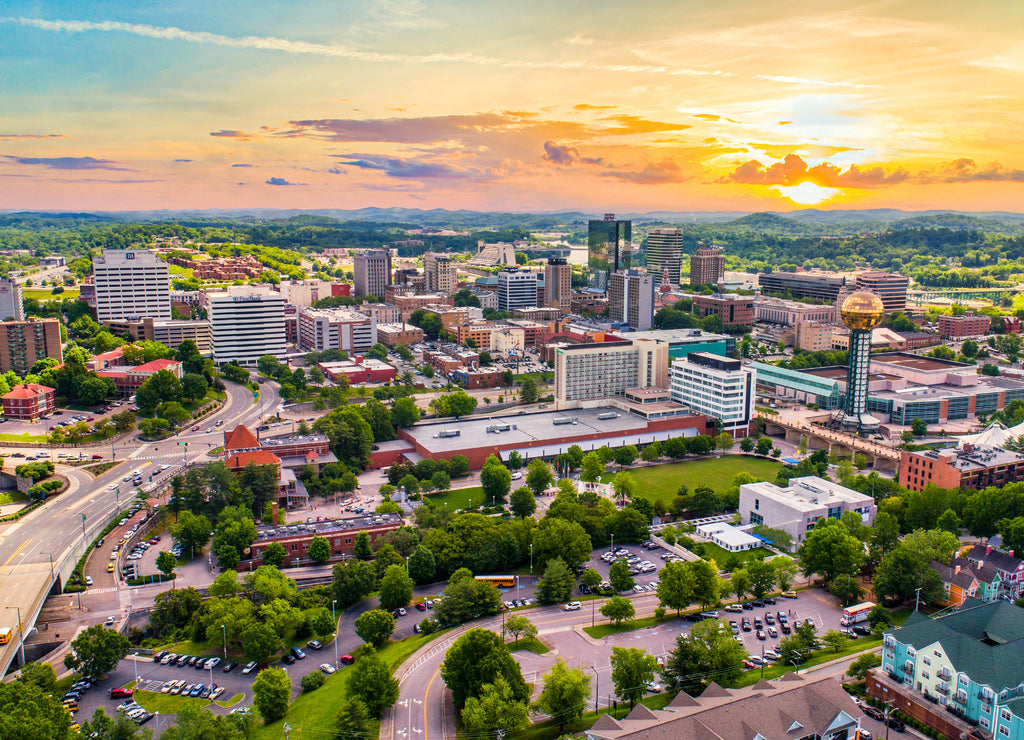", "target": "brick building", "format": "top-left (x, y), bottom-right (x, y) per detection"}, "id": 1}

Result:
top-left (97, 358), bottom-right (184, 397)
top-left (0, 319), bottom-right (63, 375)
top-left (939, 312), bottom-right (991, 340)
top-left (692, 293), bottom-right (755, 328)
top-left (245, 513), bottom-right (403, 567)
top-left (317, 358), bottom-right (397, 384)
top-left (899, 445), bottom-right (1024, 492)
top-left (376, 323), bottom-right (424, 347)
top-left (1, 383), bottom-right (56, 420)
top-left (450, 367), bottom-right (505, 388)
